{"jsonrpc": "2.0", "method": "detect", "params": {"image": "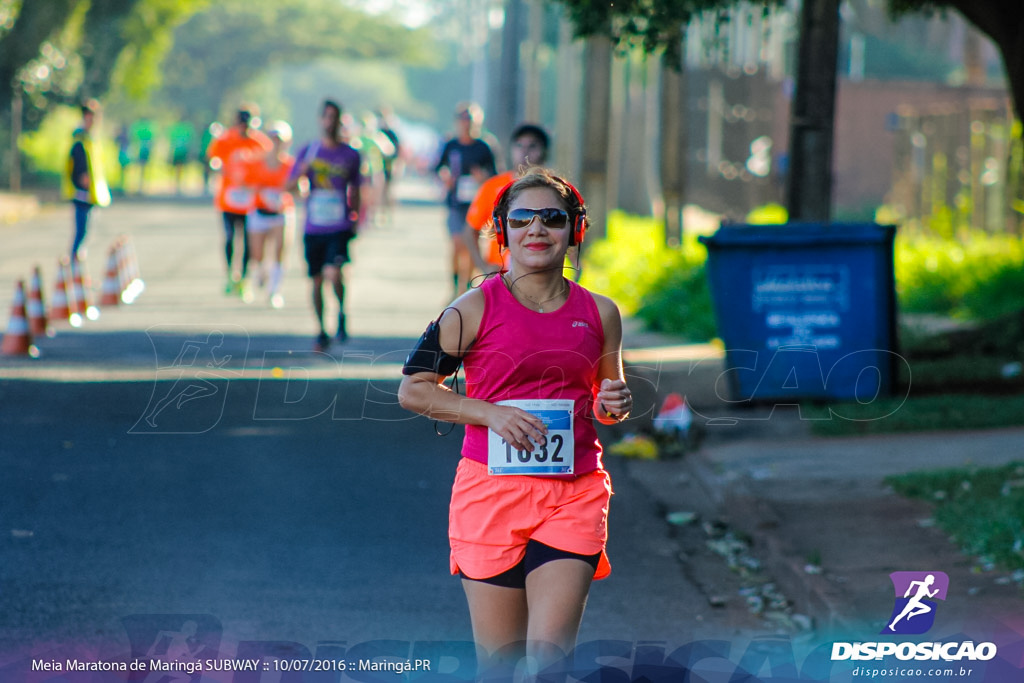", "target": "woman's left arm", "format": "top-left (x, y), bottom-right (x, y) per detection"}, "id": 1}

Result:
top-left (591, 293), bottom-right (632, 425)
